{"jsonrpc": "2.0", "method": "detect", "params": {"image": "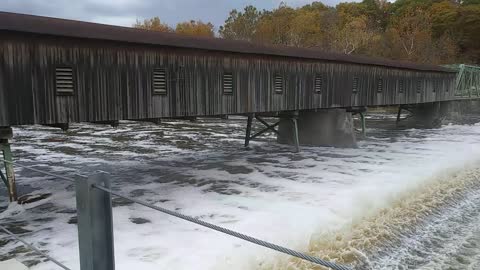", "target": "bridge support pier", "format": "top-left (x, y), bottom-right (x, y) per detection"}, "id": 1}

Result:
top-left (396, 102), bottom-right (447, 129)
top-left (244, 114), bottom-right (297, 149)
top-left (277, 109), bottom-right (357, 148)
top-left (348, 107), bottom-right (367, 138)
top-left (0, 127), bottom-right (17, 202)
